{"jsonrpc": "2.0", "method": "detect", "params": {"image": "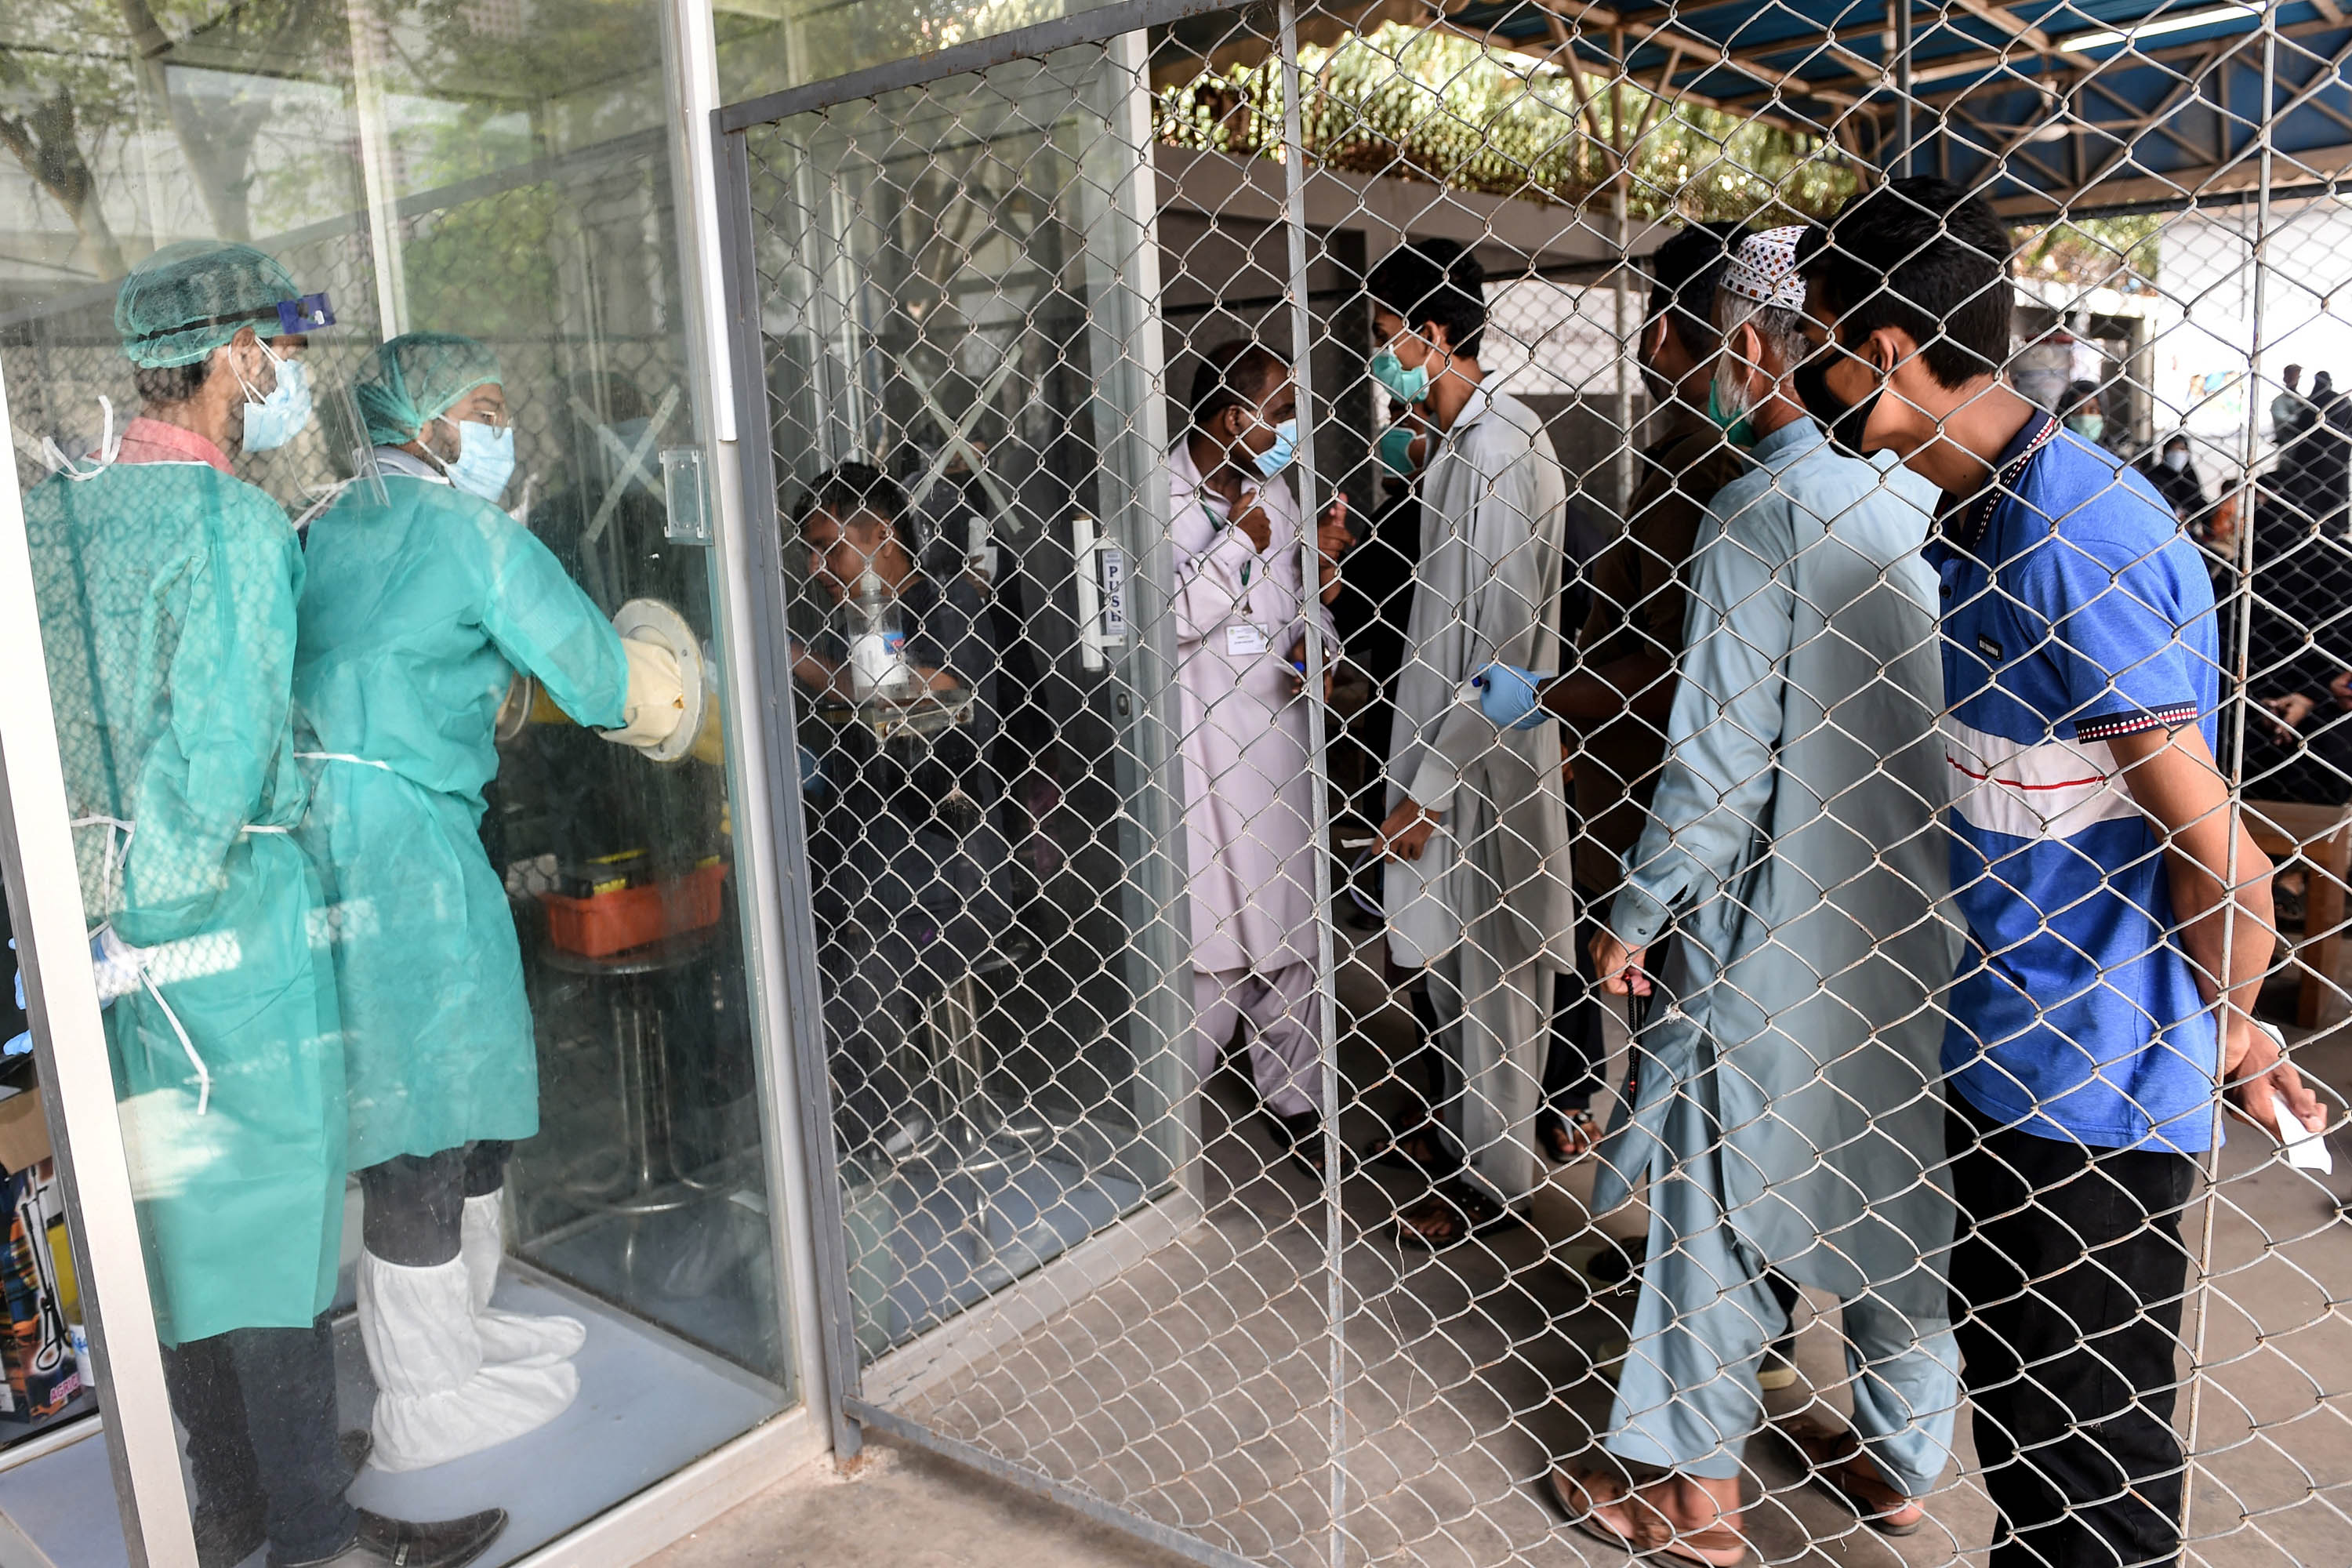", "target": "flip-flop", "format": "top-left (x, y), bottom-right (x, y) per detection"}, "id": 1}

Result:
top-left (1545, 1465), bottom-right (1752, 1568)
top-left (1393, 1180), bottom-right (1516, 1250)
top-left (1537, 1107), bottom-right (1602, 1164)
top-left (1777, 1419), bottom-right (1923, 1537)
